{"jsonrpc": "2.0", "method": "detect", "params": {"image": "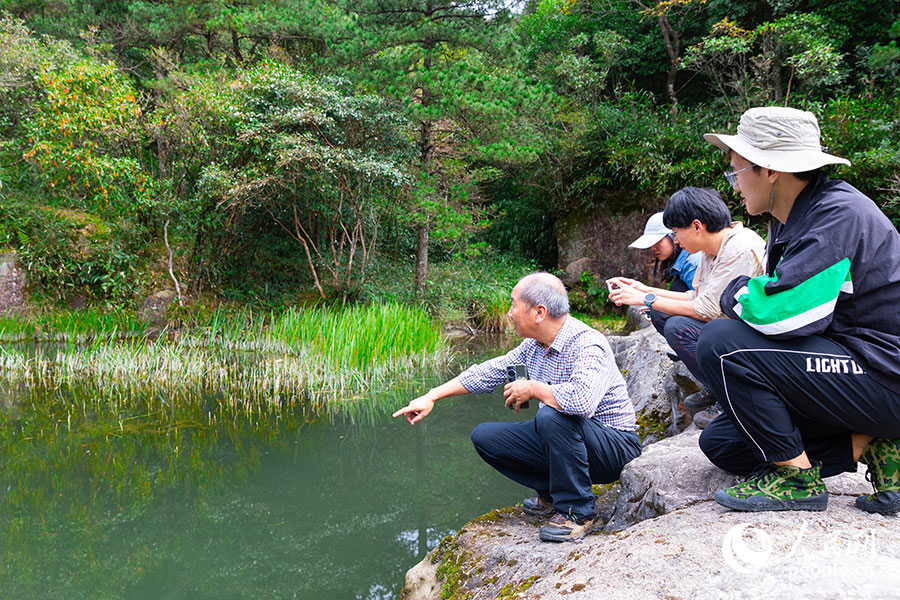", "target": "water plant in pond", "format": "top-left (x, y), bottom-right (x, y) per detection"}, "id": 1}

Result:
top-left (0, 303), bottom-right (450, 411)
top-left (0, 306), bottom-right (147, 343)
